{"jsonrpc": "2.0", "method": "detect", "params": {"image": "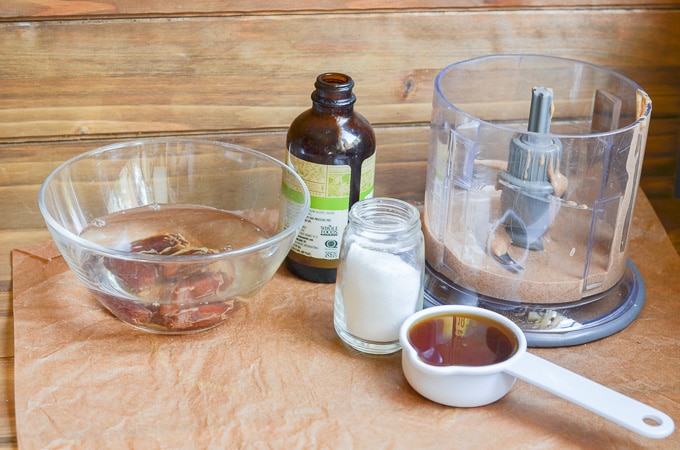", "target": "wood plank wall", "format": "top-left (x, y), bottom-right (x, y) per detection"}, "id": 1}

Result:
top-left (1, 1), bottom-right (679, 273)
